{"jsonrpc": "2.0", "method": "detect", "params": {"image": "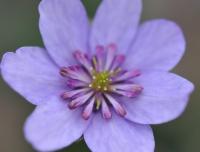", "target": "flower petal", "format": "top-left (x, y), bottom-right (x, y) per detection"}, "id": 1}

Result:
top-left (24, 97), bottom-right (91, 152)
top-left (84, 113), bottom-right (154, 152)
top-left (1, 47), bottom-right (65, 105)
top-left (39, 0), bottom-right (90, 66)
top-left (125, 19), bottom-right (186, 71)
top-left (124, 71), bottom-right (194, 124)
top-left (90, 0), bottom-right (142, 53)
